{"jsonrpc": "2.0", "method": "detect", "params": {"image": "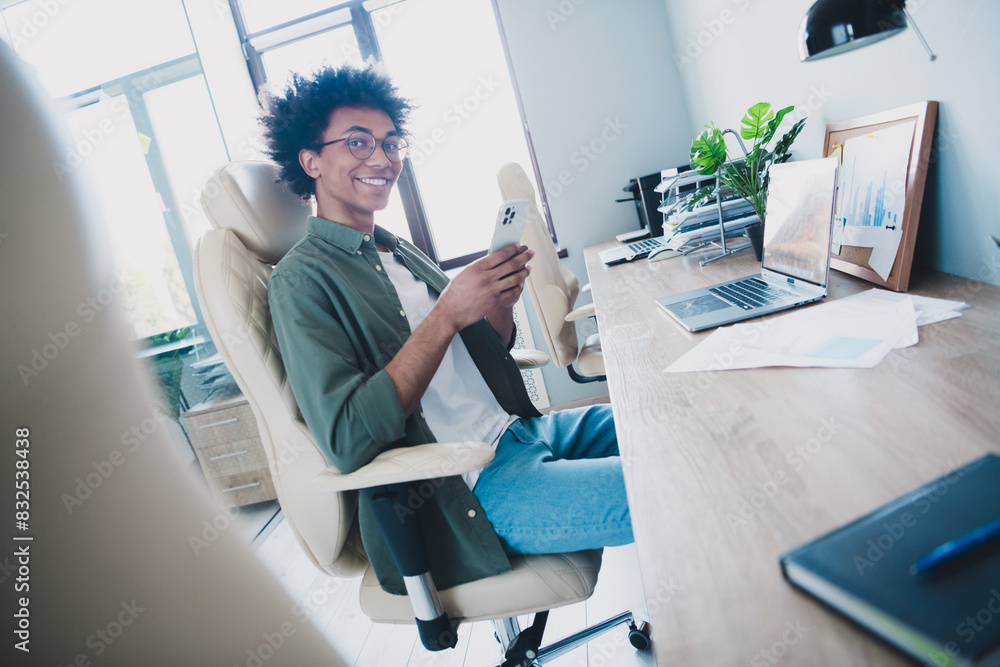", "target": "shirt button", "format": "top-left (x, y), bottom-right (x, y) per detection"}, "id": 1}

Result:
top-left (356, 250), bottom-right (362, 255)
top-left (399, 310), bottom-right (405, 317)
top-left (419, 411), bottom-right (425, 419)
top-left (375, 265), bottom-right (382, 271)
top-left (363, 234), bottom-right (371, 242)
top-left (467, 509), bottom-right (477, 518)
